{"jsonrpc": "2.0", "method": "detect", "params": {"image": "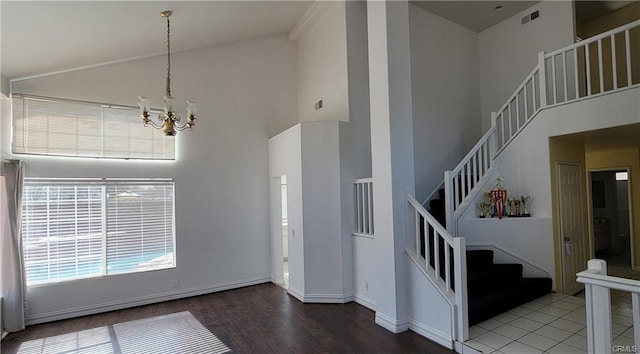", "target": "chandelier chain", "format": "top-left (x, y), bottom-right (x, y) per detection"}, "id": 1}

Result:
top-left (166, 15), bottom-right (171, 98)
